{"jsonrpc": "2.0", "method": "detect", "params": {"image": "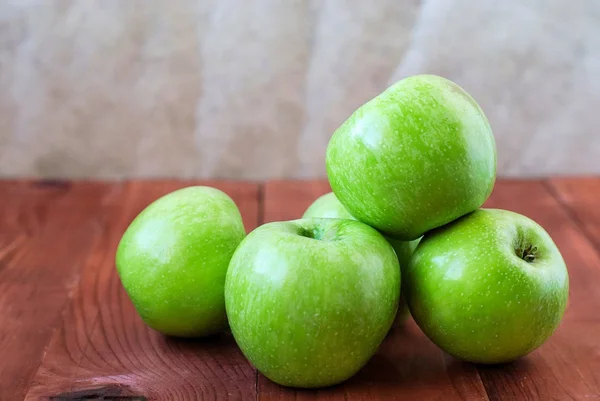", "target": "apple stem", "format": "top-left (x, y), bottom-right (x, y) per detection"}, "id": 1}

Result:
top-left (298, 226), bottom-right (338, 242)
top-left (517, 244), bottom-right (538, 263)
